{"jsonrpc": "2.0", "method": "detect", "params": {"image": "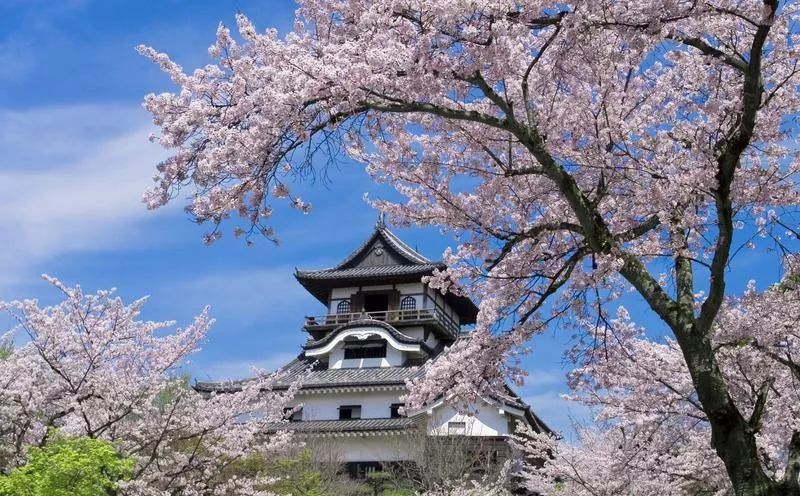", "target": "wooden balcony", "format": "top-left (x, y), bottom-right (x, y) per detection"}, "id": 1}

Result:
top-left (303, 309), bottom-right (460, 337)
